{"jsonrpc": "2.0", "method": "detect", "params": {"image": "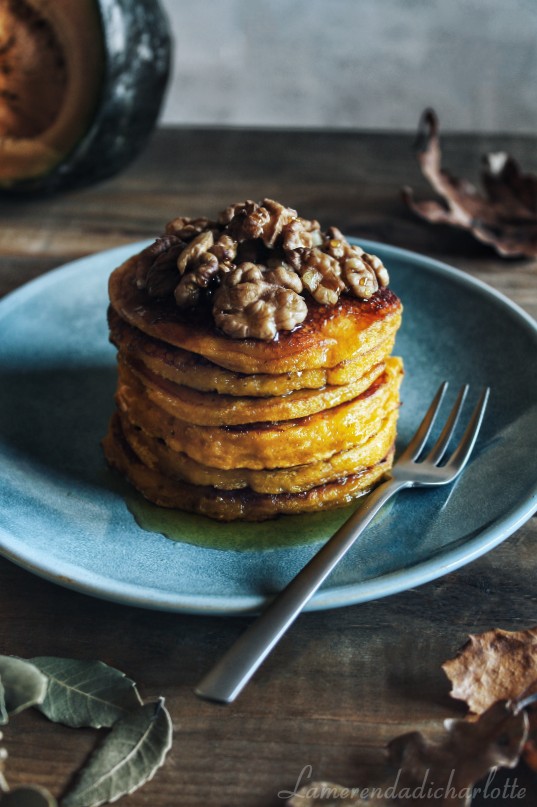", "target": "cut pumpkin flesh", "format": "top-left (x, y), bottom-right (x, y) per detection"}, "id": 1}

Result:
top-left (0, 0), bottom-right (104, 184)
